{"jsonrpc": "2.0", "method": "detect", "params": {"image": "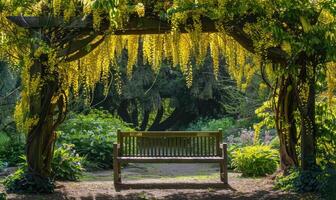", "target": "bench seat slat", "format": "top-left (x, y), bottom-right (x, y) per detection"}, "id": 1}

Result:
top-left (118, 157), bottom-right (223, 163)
